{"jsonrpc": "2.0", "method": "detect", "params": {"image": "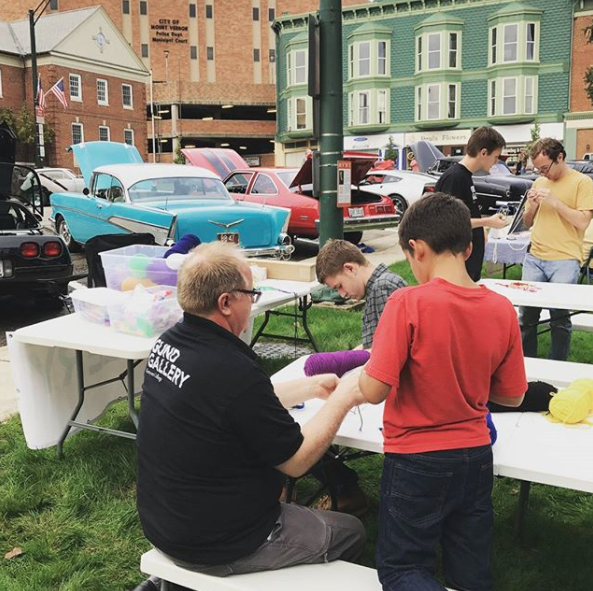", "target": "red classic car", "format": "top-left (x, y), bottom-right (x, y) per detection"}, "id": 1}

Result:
top-left (182, 148), bottom-right (399, 244)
